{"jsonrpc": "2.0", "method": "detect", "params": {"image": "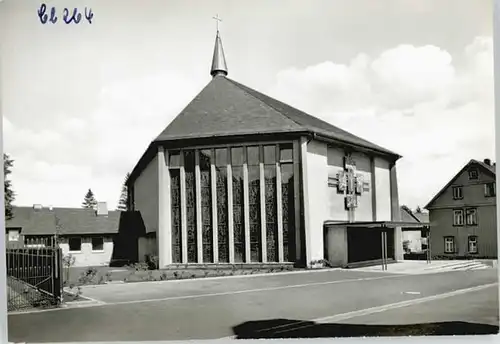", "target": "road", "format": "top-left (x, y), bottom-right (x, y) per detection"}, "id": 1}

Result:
top-left (8, 268), bottom-right (499, 342)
